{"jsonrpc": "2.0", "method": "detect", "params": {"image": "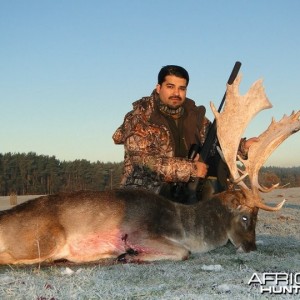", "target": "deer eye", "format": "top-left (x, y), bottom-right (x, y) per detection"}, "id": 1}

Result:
top-left (242, 216), bottom-right (248, 222)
